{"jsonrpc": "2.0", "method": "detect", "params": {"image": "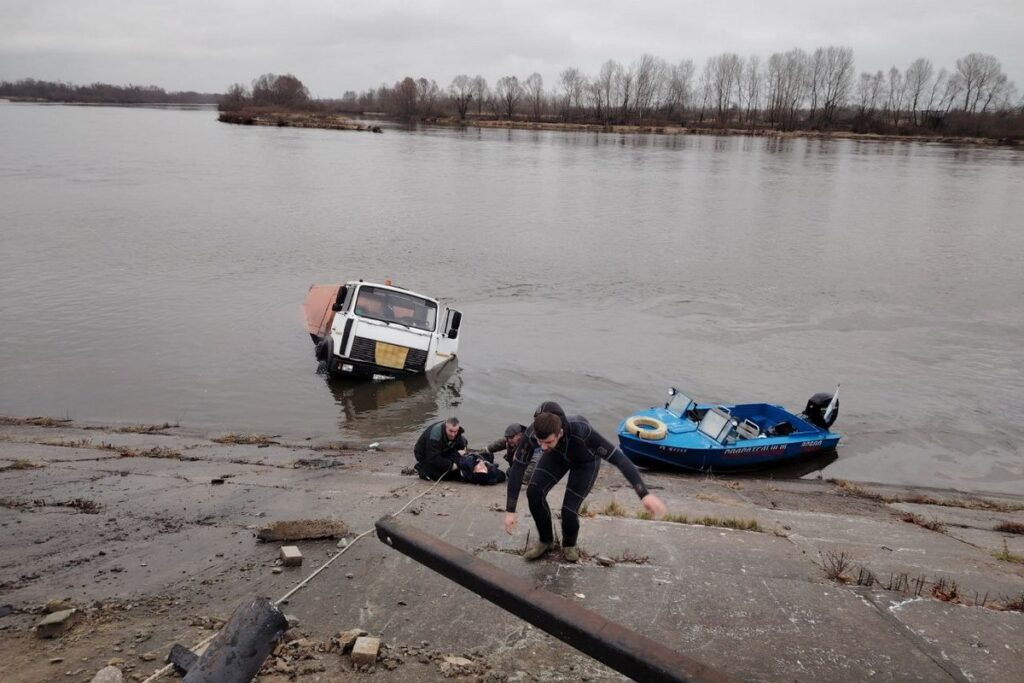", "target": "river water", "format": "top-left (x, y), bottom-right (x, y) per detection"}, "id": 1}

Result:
top-left (1, 102), bottom-right (1022, 494)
